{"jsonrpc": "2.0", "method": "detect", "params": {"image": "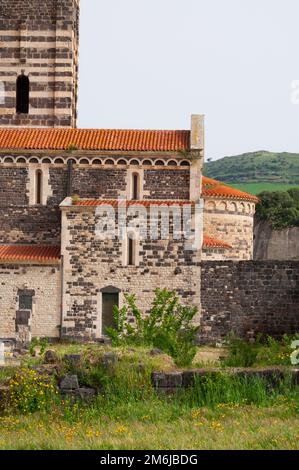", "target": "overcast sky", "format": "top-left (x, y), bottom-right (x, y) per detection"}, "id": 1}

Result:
top-left (78, 0), bottom-right (299, 160)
